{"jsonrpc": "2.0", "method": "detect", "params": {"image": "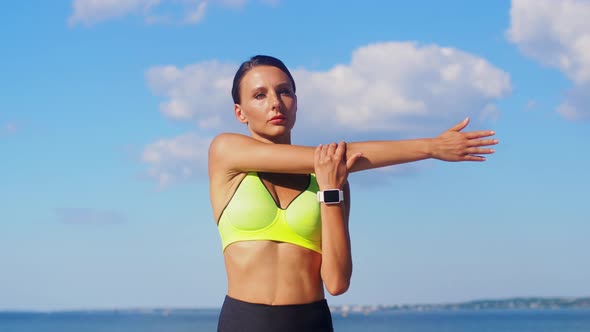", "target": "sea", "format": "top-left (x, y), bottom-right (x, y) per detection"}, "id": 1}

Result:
top-left (1, 309), bottom-right (590, 332)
